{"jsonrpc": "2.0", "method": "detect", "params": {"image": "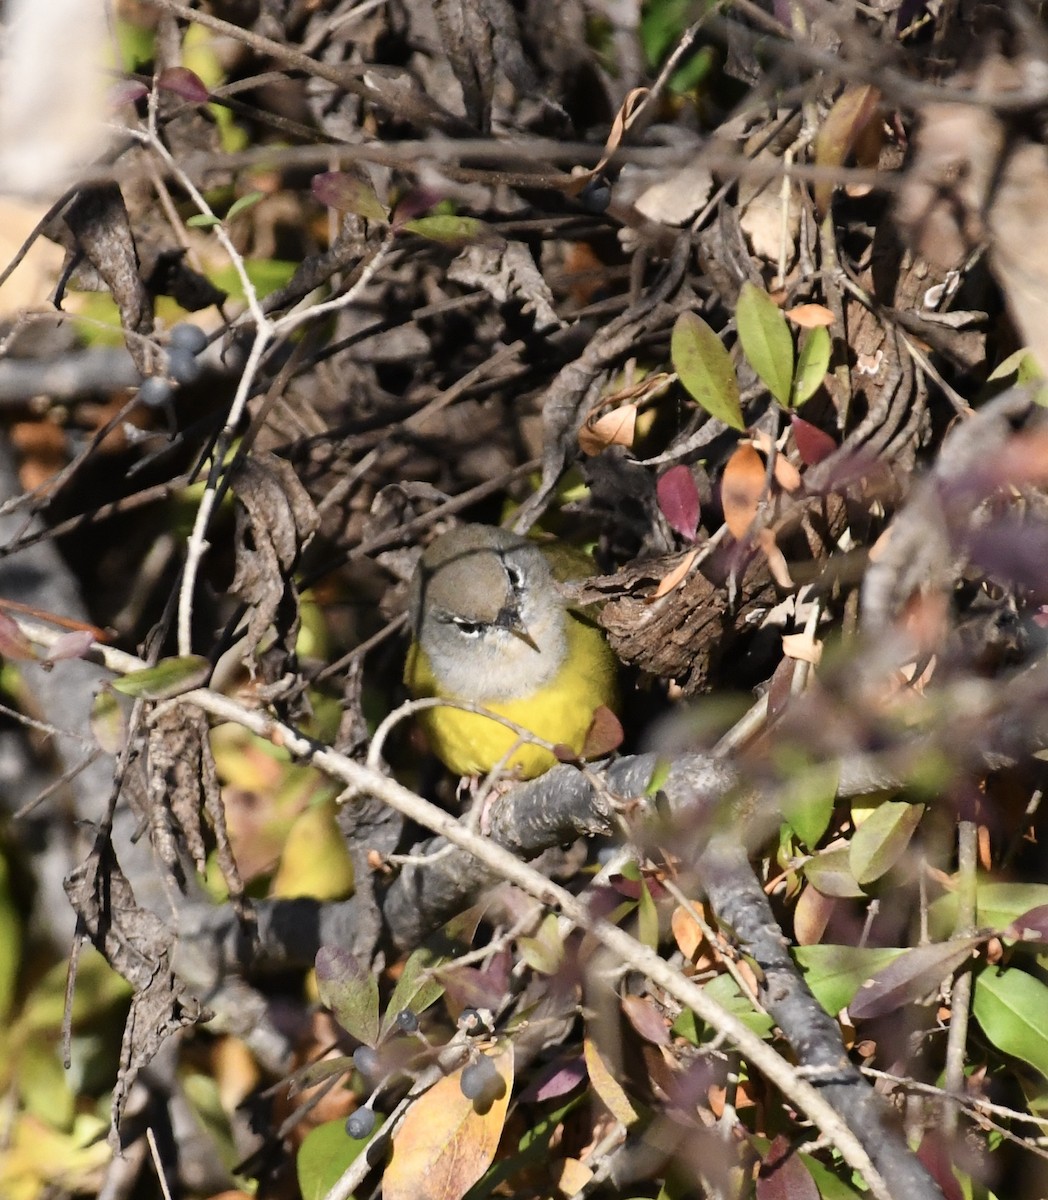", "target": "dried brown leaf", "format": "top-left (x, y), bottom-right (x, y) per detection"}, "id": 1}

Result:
top-left (578, 404), bottom-right (637, 456)
top-left (785, 304), bottom-right (835, 329)
top-left (649, 547), bottom-right (699, 599)
top-left (721, 444), bottom-right (766, 539)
